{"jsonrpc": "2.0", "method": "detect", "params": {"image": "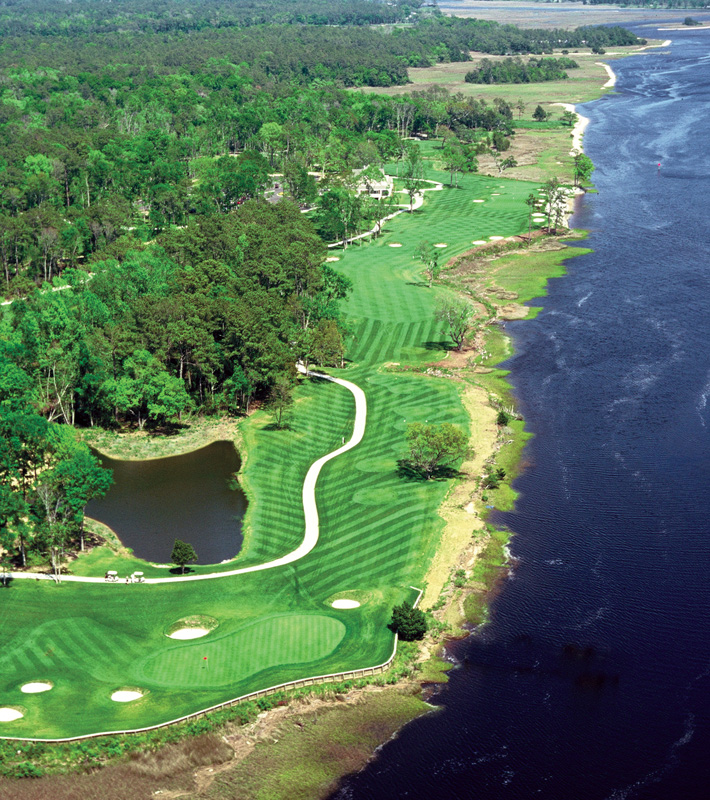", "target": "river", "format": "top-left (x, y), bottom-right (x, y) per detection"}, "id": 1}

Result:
top-left (332, 28), bottom-right (710, 800)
